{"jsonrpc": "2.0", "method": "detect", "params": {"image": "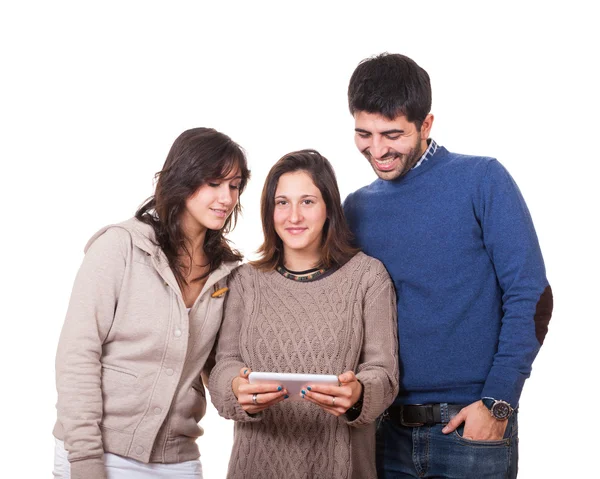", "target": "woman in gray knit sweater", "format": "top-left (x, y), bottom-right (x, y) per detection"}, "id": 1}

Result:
top-left (209, 150), bottom-right (399, 478)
